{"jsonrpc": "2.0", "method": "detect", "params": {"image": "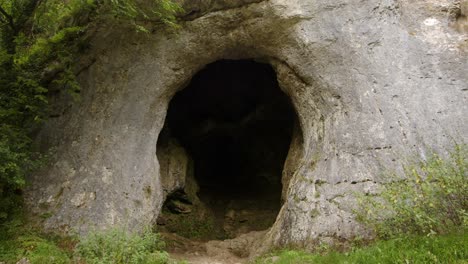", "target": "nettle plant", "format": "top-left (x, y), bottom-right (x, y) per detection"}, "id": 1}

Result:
top-left (356, 144), bottom-right (467, 238)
